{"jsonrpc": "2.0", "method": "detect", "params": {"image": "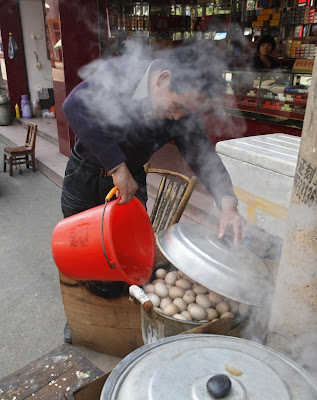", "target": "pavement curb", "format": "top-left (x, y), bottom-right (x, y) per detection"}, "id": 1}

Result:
top-left (15, 117), bottom-right (59, 146)
top-left (0, 122), bottom-right (220, 227)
